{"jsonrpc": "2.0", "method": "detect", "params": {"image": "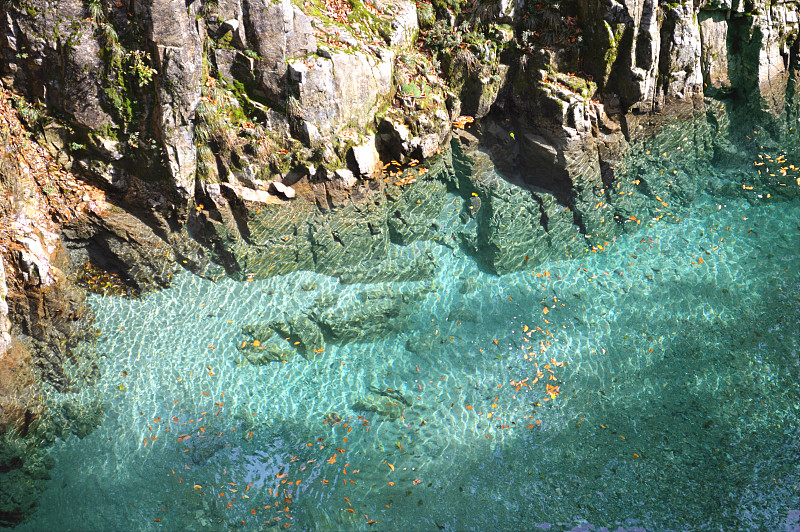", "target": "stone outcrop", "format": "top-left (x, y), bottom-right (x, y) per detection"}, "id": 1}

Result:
top-left (0, 0), bottom-right (445, 218)
top-left (577, 0), bottom-right (799, 110)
